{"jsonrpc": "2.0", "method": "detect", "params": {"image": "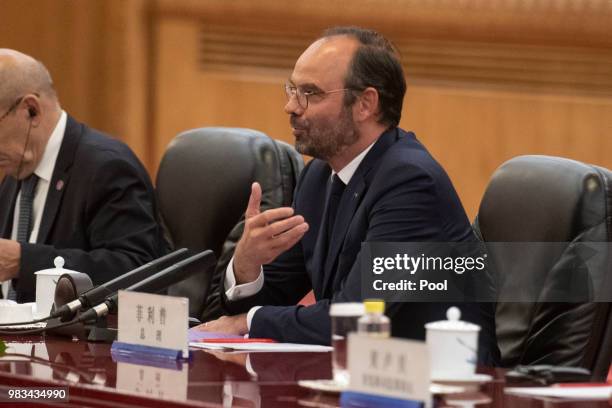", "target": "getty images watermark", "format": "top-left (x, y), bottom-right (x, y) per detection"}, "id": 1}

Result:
top-left (360, 242), bottom-right (612, 303)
